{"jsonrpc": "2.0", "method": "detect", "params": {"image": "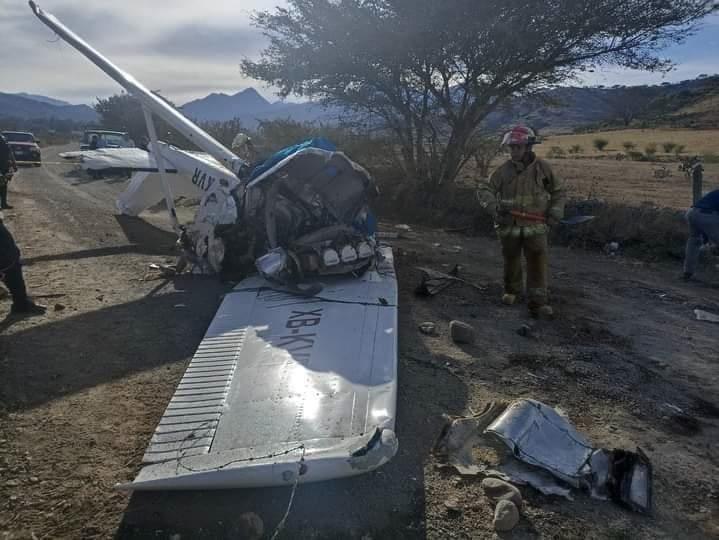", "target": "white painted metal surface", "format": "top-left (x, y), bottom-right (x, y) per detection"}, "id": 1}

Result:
top-left (59, 144), bottom-right (242, 218)
top-left (122, 247), bottom-right (398, 490)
